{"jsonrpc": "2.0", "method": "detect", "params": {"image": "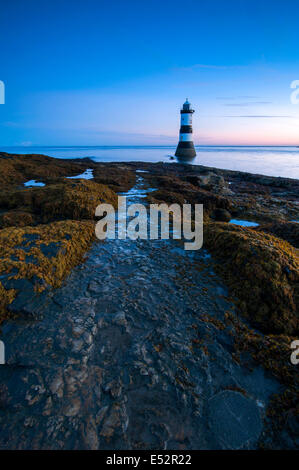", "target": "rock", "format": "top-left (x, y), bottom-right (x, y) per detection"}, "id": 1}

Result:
top-left (63, 397), bottom-right (81, 417)
top-left (93, 163), bottom-right (136, 192)
top-left (88, 280), bottom-right (101, 293)
top-left (0, 219), bottom-right (96, 326)
top-left (25, 384), bottom-right (45, 406)
top-left (39, 242), bottom-right (63, 258)
top-left (112, 312), bottom-right (127, 327)
top-left (81, 416), bottom-right (99, 449)
top-left (0, 210), bottom-right (35, 228)
top-left (204, 222), bottom-right (299, 335)
top-left (72, 325), bottom-right (85, 338)
top-left (49, 372), bottom-right (64, 398)
top-left (103, 379), bottom-right (123, 398)
top-left (256, 221), bottom-right (299, 248)
top-left (187, 172), bottom-right (229, 194)
top-left (42, 397), bottom-right (53, 416)
top-left (211, 208), bottom-right (232, 222)
top-left (72, 339), bottom-right (84, 353)
top-left (8, 286), bottom-right (48, 319)
top-left (100, 402), bottom-right (128, 439)
top-left (96, 406), bottom-right (109, 426)
top-left (208, 390), bottom-right (262, 449)
top-left (0, 157), bottom-right (297, 450)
